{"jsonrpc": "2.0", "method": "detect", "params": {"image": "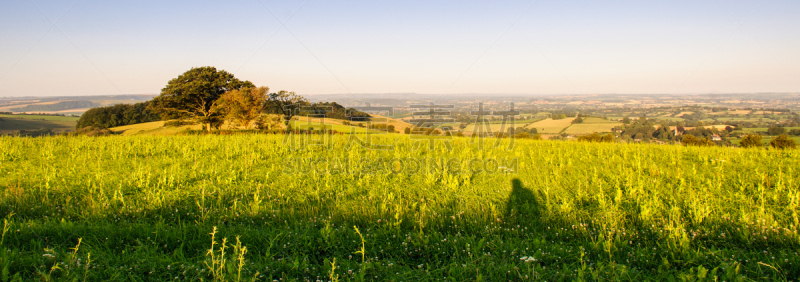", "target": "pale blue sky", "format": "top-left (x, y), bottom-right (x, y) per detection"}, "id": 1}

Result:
top-left (1, 0), bottom-right (798, 96)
